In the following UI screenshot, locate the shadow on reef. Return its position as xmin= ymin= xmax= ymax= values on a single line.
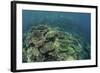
xmin=22 ymin=25 xmax=90 ymax=63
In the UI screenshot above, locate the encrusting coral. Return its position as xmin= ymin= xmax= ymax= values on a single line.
xmin=22 ymin=25 xmax=90 ymax=63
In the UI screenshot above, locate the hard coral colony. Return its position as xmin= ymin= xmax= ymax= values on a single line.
xmin=22 ymin=25 xmax=90 ymax=63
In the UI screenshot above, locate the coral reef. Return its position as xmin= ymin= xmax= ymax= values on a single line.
xmin=22 ymin=25 xmax=90 ymax=63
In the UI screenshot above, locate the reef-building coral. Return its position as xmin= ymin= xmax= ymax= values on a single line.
xmin=22 ymin=25 xmax=90 ymax=63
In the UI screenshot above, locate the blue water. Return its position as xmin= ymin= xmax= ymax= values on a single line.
xmin=22 ymin=10 xmax=91 ymax=42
